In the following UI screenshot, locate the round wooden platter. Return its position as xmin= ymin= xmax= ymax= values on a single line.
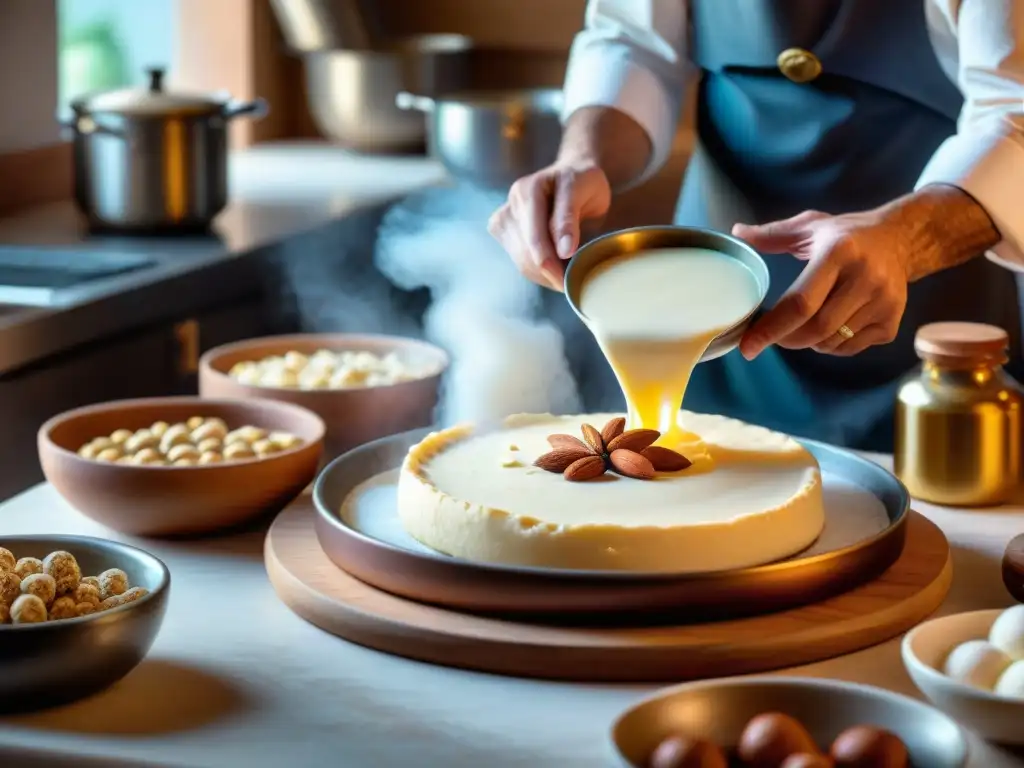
xmin=265 ymin=497 xmax=952 ymax=683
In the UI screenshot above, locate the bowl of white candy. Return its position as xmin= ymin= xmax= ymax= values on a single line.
xmin=199 ymin=333 xmax=448 ymax=461
xmin=902 ymin=605 xmax=1024 ymax=744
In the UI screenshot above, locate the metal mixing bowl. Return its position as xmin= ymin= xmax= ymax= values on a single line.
xmin=611 ymin=676 xmax=968 ymax=767
xmin=303 ymin=35 xmax=472 ymax=153
xmin=564 ymin=226 xmax=770 ymax=362
xmin=395 ymin=88 xmax=564 ymax=188
xmin=0 ymin=534 xmax=170 ymax=712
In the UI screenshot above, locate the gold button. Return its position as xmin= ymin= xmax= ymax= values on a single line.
xmin=777 ymin=47 xmax=822 ymax=84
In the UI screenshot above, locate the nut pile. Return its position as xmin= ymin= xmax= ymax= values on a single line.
xmin=77 ymin=416 xmax=303 ymax=466
xmin=0 ymin=547 xmax=148 ymax=626
xmin=648 ymin=712 xmax=908 ymax=768
xmin=228 ymin=349 xmax=428 ymax=390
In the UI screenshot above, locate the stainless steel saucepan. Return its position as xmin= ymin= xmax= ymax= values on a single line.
xmin=396 ymin=89 xmax=564 ymax=189
xmin=60 ymin=67 xmax=268 ymax=233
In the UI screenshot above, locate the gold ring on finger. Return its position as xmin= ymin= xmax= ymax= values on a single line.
xmin=837 ymin=324 xmax=855 ymax=340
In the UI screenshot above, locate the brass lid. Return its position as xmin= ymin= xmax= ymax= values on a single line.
xmin=777 ymin=48 xmax=822 ymax=84
xmin=914 ymin=321 xmax=1009 ymax=363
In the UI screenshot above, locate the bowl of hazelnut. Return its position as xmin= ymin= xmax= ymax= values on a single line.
xmin=611 ymin=676 xmax=967 ymax=768
xmin=0 ymin=535 xmax=169 ymax=712
xmin=38 ymin=396 xmax=324 ymax=536
xmin=198 ymin=334 xmax=448 ymax=461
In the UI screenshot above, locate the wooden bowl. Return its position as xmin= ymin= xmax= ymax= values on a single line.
xmin=38 ymin=397 xmax=325 ymax=537
xmin=0 ymin=534 xmax=170 ymax=712
xmin=198 ymin=334 xmax=448 ymax=461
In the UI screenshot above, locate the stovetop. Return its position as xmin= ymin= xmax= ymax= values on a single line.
xmin=0 ymin=247 xmax=156 ymax=305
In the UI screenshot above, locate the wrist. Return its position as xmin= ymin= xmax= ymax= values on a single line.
xmin=887 ymin=184 xmax=1001 ymax=282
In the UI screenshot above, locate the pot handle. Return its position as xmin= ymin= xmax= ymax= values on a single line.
xmin=223 ymin=98 xmax=269 ymax=121
xmin=395 ymin=92 xmax=435 ymax=112
xmin=54 ymin=110 xmax=125 ymax=139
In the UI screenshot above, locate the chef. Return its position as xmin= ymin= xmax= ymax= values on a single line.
xmin=488 ymin=0 xmax=1024 ymax=451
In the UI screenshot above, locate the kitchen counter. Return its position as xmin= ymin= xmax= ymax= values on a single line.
xmin=0 ymin=142 xmax=447 ymax=375
xmin=0 ymin=460 xmax=1022 ymax=768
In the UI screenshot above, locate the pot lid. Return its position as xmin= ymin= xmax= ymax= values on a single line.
xmin=74 ymin=67 xmax=227 ymax=116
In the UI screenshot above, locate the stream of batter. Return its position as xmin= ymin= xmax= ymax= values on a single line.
xmin=578 ymin=247 xmax=762 ymax=456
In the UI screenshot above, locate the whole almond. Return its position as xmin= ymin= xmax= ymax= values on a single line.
xmin=533 ymin=447 xmax=593 ymax=473
xmin=609 ymin=449 xmax=655 ymax=480
xmin=564 ymin=455 xmax=607 ymax=482
xmin=581 ymin=423 xmax=605 ymax=454
xmin=606 ymin=429 xmax=660 ymax=454
xmin=600 ymin=417 xmax=626 ymax=445
xmin=641 ymin=446 xmax=692 ymax=472
xmin=547 ymin=434 xmax=593 ymax=453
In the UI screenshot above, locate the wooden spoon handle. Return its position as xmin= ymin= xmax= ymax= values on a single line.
xmin=1002 ymin=533 xmax=1024 ymax=604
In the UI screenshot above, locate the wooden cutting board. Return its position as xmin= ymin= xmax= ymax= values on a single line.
xmin=264 ymin=498 xmax=952 ymax=682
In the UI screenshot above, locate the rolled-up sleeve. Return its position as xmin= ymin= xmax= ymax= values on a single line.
xmin=916 ymin=0 xmax=1024 ymax=270
xmin=561 ymin=0 xmax=691 ymax=185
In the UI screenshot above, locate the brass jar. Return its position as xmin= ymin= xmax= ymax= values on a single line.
xmin=895 ymin=322 xmax=1023 ymax=506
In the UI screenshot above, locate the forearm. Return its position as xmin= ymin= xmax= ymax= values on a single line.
xmin=557 ymin=107 xmax=654 ymax=191
xmin=889 ymin=184 xmax=1000 ymax=283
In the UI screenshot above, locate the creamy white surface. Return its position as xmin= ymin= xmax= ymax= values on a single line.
xmin=422 ymin=415 xmax=815 ymax=528
xmin=1 ymin=469 xmax=1023 ymax=767
xmin=344 ymin=467 xmax=887 ymax=557
xmin=578 ymin=248 xmax=760 ymax=340
xmin=577 ymin=248 xmax=760 ymax=444
xmin=398 ymin=412 xmax=825 ymax=572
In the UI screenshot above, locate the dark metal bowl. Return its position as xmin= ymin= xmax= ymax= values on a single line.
xmin=611 ymin=676 xmax=968 ymax=767
xmin=564 ymin=225 xmax=770 ymax=362
xmin=0 ymin=534 xmax=170 ymax=713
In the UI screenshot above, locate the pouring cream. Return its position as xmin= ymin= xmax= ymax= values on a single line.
xmin=578 ymin=247 xmax=762 ymax=454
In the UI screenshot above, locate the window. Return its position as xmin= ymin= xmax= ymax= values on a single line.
xmin=57 ymin=0 xmax=177 ymax=109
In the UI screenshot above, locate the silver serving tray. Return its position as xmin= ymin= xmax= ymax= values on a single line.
xmin=312 ymin=428 xmax=909 ymax=617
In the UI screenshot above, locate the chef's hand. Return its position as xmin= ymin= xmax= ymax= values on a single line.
xmin=488 ymin=162 xmax=612 ymax=291
xmin=732 ymin=185 xmax=1001 ymax=359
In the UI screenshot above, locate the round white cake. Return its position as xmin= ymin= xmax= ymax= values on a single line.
xmin=397 ymin=411 xmax=825 ymax=572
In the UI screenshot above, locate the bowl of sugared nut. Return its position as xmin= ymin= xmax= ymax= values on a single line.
xmin=611 ymin=676 xmax=967 ymax=768
xmin=199 ymin=334 xmax=448 ymax=461
xmin=0 ymin=535 xmax=169 ymax=712
xmin=902 ymin=606 xmax=1024 ymax=745
xmin=38 ymin=396 xmax=324 ymax=536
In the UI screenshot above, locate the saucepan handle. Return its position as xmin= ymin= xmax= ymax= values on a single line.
xmin=223 ymin=98 xmax=269 ymax=121
xmin=395 ymin=92 xmax=436 ymax=112
xmin=54 ymin=110 xmax=125 ymax=139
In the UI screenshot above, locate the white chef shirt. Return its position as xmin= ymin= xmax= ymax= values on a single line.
xmin=561 ymin=0 xmax=1024 ymax=268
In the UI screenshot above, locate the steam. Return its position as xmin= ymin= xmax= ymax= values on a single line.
xmin=374 ymin=184 xmax=582 ymax=426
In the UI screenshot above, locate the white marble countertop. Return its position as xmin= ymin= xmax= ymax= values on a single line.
xmin=0 ymin=458 xmax=1022 ymax=768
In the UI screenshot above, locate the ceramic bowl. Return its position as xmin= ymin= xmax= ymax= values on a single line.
xmin=611 ymin=676 xmax=967 ymax=768
xmin=902 ymin=608 xmax=1024 ymax=744
xmin=0 ymin=534 xmax=170 ymax=712
xmin=198 ymin=333 xmax=448 ymax=461
xmin=38 ymin=396 xmax=324 ymax=536
xmin=564 ymin=226 xmax=770 ymax=363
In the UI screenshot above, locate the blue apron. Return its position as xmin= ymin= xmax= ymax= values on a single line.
xmin=676 ymin=0 xmax=1023 ymax=452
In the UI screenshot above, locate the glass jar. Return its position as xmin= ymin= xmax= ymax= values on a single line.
xmin=895 ymin=322 xmax=1023 ymax=506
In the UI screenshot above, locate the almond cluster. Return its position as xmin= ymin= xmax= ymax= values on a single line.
xmin=533 ymin=417 xmax=691 ymax=482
